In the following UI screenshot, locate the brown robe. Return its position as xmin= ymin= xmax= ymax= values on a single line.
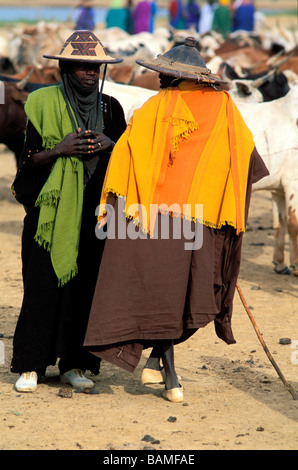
xmin=84 ymin=148 xmax=269 ymax=372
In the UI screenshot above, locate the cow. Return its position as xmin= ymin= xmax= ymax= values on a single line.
xmin=0 ymin=64 xmax=60 ymax=93
xmin=0 ymin=80 xmax=28 ymax=166
xmin=4 ymin=22 xmax=71 ymax=70
xmin=0 ymin=64 xmax=62 ymax=166
xmin=238 ymin=82 xmax=298 ymax=275
xmin=0 ymin=57 xmax=17 ymax=75
xmin=101 ymin=80 xmax=157 ymax=122
xmin=0 ymin=64 xmax=60 ymax=84
xmin=278 ymin=56 xmax=298 ymax=76
xmin=219 ymin=62 xmax=291 ymax=102
xmin=227 ymin=78 xmax=263 ymax=103
xmin=213 ymin=45 xmax=271 ymax=71
xmin=107 ymin=64 xmax=160 ymax=90
xmin=102 ymin=27 xmax=174 ymax=60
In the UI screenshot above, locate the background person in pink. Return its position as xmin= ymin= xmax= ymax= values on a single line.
xmin=132 ymin=0 xmax=152 ymax=33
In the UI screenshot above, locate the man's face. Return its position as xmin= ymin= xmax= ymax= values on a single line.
xmin=72 ymin=62 xmax=100 ymax=87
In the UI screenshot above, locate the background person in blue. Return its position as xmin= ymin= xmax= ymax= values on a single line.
xmin=232 ymin=0 xmax=255 ymax=32
xmin=184 ymin=0 xmax=201 ymax=31
xmin=149 ymin=0 xmax=157 ymax=32
xmin=74 ymin=0 xmax=95 ymax=31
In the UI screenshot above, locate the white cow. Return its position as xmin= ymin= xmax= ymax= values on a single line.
xmin=228 ymin=79 xmax=264 ymax=103
xmin=238 ymin=82 xmax=298 ymax=275
xmin=101 ymin=80 xmax=157 ymax=122
xmin=228 ymin=69 xmax=298 ymax=105
xmin=100 ymin=27 xmax=173 ymax=69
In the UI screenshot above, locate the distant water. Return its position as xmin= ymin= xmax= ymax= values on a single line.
xmin=0 ymin=5 xmax=292 ymax=24
xmin=0 ymin=6 xmax=105 ymax=23
xmin=0 ymin=6 xmax=168 ymax=23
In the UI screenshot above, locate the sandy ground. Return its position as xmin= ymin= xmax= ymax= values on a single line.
xmin=0 ymin=145 xmax=297 ymax=452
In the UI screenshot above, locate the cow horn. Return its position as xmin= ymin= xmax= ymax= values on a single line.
xmin=252 ymin=69 xmax=276 ymax=88
xmin=220 ymin=63 xmax=233 ymax=82
xmin=234 ymin=65 xmax=246 ymax=77
xmin=266 ymin=49 xmax=285 ymax=66
xmin=16 ymin=68 xmax=34 ymax=90
xmin=270 ymin=52 xmax=295 ymax=71
xmin=220 ymin=64 xmax=229 ymax=81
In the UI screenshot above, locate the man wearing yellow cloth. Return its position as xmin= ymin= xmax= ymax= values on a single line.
xmin=84 ymin=38 xmax=269 ymax=403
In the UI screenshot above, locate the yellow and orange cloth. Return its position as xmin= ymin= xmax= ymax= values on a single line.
xmin=99 ymin=82 xmax=255 ymax=235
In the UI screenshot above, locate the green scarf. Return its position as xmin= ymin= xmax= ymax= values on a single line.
xmin=59 ymin=61 xmax=103 ymax=133
xmin=25 ymin=85 xmax=84 ymax=287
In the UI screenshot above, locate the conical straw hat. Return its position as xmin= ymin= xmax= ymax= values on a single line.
xmin=43 ymin=31 xmax=122 ymax=64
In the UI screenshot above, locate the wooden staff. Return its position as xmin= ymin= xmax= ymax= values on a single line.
xmin=236 ymin=282 xmax=298 ymax=400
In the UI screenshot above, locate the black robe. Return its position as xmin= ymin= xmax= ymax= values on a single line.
xmin=11 ymin=94 xmax=126 ymax=376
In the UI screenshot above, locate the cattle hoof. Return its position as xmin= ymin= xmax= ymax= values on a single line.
xmin=273 ymin=266 xmax=292 ymax=275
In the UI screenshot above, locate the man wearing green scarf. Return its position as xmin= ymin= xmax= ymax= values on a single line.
xmin=11 ymin=31 xmax=127 ymax=393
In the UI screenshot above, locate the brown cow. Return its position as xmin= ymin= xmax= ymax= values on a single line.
xmin=132 ymin=70 xmax=160 ymax=90
xmin=107 ymin=64 xmax=134 ymax=85
xmin=0 ymin=64 xmax=60 ymax=85
xmin=0 ymin=81 xmax=28 ymax=165
xmin=278 ymin=57 xmax=298 ymax=75
xmin=108 ymin=64 xmax=160 ymax=91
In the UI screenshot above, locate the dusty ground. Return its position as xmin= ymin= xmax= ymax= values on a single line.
xmin=0 ymin=145 xmax=297 ymax=451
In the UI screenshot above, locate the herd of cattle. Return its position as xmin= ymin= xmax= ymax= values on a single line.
xmin=0 ymin=19 xmax=298 ymax=276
